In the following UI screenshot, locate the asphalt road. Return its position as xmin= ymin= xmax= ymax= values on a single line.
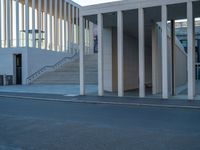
xmin=0 ymin=95 xmax=200 ymax=150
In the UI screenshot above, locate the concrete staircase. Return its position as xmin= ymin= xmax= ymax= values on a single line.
xmin=32 ymin=54 xmax=98 ymax=84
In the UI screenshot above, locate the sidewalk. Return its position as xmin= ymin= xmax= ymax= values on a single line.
xmin=0 ymin=84 xmax=97 ymax=95
xmin=0 ymin=91 xmax=200 ymax=110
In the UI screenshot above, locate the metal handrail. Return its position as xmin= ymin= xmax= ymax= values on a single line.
xmin=27 ymin=51 xmax=79 ymax=84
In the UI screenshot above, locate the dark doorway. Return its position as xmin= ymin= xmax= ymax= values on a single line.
xmin=16 ymin=54 xmax=22 ymax=85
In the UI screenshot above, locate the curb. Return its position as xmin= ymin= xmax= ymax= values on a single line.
xmin=0 ymin=94 xmax=200 ymax=110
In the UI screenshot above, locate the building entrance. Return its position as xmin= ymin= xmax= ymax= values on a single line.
xmin=15 ymin=54 xmax=22 ymax=85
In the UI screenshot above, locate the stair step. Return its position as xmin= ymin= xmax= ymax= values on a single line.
xmin=32 ymin=54 xmax=98 ymax=84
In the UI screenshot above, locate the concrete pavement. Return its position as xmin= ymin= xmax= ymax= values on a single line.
xmin=0 ymin=95 xmax=200 ymax=150
xmin=0 ymin=84 xmax=97 ymax=95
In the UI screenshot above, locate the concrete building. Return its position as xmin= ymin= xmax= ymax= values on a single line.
xmin=79 ymin=0 xmax=200 ymax=100
xmin=0 ymin=0 xmax=200 ymax=100
xmin=0 ymin=0 xmax=95 ymax=85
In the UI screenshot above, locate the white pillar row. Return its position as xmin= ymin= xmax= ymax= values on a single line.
xmin=98 ymin=13 xmax=104 ymax=96
xmin=138 ymin=8 xmax=145 ymax=98
xmin=0 ymin=0 xmax=1 ymax=48
xmin=44 ymin=0 xmax=48 ymax=50
xmin=152 ymin=23 xmax=157 ymax=95
xmin=6 ymin=0 xmax=10 ymax=47
xmin=76 ymin=7 xmax=79 ymax=52
xmin=64 ymin=2 xmax=67 ymax=52
xmin=49 ymin=0 xmax=52 ymax=50
xmin=68 ymin=3 xmax=71 ymax=53
xmin=32 ymin=0 xmax=36 ymax=47
xmin=161 ymin=5 xmax=169 ymax=99
xmin=187 ymin=1 xmax=195 ymax=100
xmin=38 ymin=0 xmax=42 ymax=49
xmin=117 ymin=10 xmax=124 ymax=97
xmin=80 ymin=15 xmax=85 ymax=95
xmin=59 ymin=0 xmax=63 ymax=51
xmin=25 ymin=0 xmax=29 ymax=48
xmin=16 ymin=0 xmax=19 ymax=48
xmin=72 ymin=5 xmax=75 ymax=53
xmin=54 ymin=0 xmax=58 ymax=51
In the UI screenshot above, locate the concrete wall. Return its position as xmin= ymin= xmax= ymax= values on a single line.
xmin=153 ymin=26 xmax=162 ymax=93
xmin=123 ymin=34 xmax=139 ymax=91
xmin=27 ymin=48 xmax=68 ymax=76
xmin=103 ymin=28 xmax=113 ymax=91
xmin=174 ymin=41 xmax=187 ymax=87
xmin=0 ymin=48 xmax=70 ymax=84
xmin=0 ymin=48 xmax=28 ymax=84
xmin=153 ymin=24 xmax=187 ymax=94
xmin=103 ymin=28 xmax=152 ymax=92
xmin=103 ymin=24 xmax=186 ymax=94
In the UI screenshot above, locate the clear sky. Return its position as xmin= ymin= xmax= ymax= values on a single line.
xmin=72 ymin=0 xmax=122 ymax=6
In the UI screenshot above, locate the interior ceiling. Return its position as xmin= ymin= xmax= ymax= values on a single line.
xmin=86 ymin=1 xmax=200 ymax=47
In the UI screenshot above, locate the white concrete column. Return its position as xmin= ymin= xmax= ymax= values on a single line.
xmin=152 ymin=23 xmax=157 ymax=95
xmin=49 ymin=0 xmax=52 ymax=50
xmin=187 ymin=1 xmax=195 ymax=100
xmin=161 ymin=5 xmax=168 ymax=99
xmin=21 ymin=2 xmax=24 ymax=46
xmin=98 ymin=13 xmax=104 ymax=96
xmin=68 ymin=3 xmax=71 ymax=53
xmin=44 ymin=0 xmax=48 ymax=50
xmin=64 ymin=2 xmax=67 ymax=52
xmin=0 ymin=0 xmax=1 ymax=48
xmin=138 ymin=8 xmax=145 ymax=97
xmin=117 ymin=11 xmax=124 ymax=97
xmin=54 ymin=0 xmax=58 ymax=51
xmin=22 ymin=2 xmax=24 ymax=31
xmin=3 ymin=0 xmax=6 ymax=47
xmin=72 ymin=6 xmax=75 ymax=53
xmin=25 ymin=0 xmax=29 ymax=48
xmin=59 ymin=0 xmax=62 ymax=51
xmin=38 ymin=0 xmax=42 ymax=49
xmin=16 ymin=0 xmax=19 ymax=48
xmin=10 ymin=0 xmax=13 ymax=45
xmin=80 ymin=15 xmax=85 ymax=95
xmin=32 ymin=0 xmax=35 ymax=47
xmin=76 ymin=7 xmax=79 ymax=51
xmin=6 ymin=0 xmax=10 ymax=47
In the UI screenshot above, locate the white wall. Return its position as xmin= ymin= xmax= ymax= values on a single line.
xmin=103 ymin=23 xmax=186 ymax=94
xmin=153 ymin=24 xmax=187 ymax=94
xmin=27 ymin=48 xmax=69 ymax=76
xmin=175 ymin=42 xmax=187 ymax=87
xmin=123 ymin=34 xmax=152 ymax=91
xmin=0 ymin=48 xmax=71 ymax=84
xmin=123 ymin=34 xmax=139 ymax=90
xmin=103 ymin=28 xmax=152 ymax=92
xmin=0 ymin=47 xmax=28 ymax=84
xmin=103 ymin=28 xmax=113 ymax=91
